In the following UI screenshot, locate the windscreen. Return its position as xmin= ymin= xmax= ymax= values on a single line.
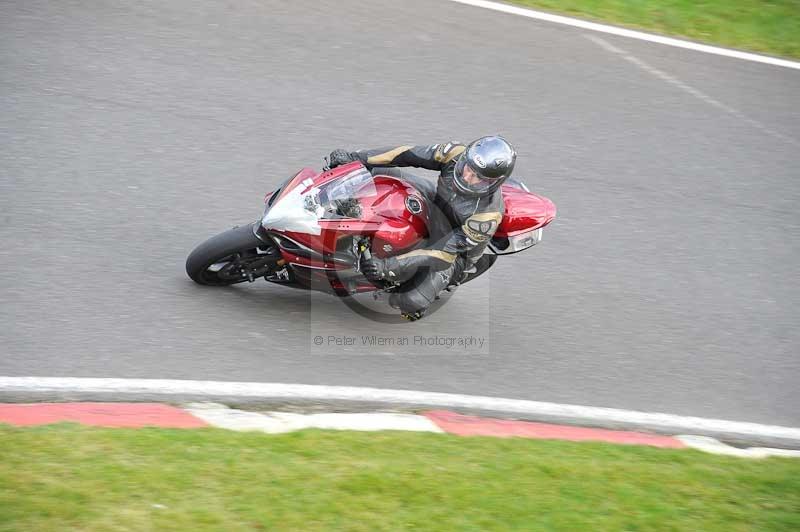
xmin=314 ymin=167 xmax=377 ymax=219
xmin=262 ymin=166 xmax=377 ymax=235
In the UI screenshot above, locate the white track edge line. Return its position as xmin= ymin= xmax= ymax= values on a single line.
xmin=444 ymin=0 xmax=800 ymax=70
xmin=2 ymin=377 xmax=799 ymax=443
xmin=677 ymin=435 xmax=800 ymax=458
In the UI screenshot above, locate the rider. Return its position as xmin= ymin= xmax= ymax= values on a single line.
xmin=328 ymin=136 xmax=516 ymax=320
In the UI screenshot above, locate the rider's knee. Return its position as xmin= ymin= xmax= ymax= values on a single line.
xmin=389 ymin=268 xmax=452 ymax=314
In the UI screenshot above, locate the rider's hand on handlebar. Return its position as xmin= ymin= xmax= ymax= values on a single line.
xmin=361 ymin=256 xmax=396 ymax=282
xmin=328 ymin=149 xmax=358 ymax=168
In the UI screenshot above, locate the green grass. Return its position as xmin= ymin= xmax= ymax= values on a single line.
xmin=507 ymin=0 xmax=800 ymax=59
xmin=1 ymin=425 xmax=799 ymax=531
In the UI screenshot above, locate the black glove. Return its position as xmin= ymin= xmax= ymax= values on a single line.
xmin=328 ymin=149 xmax=358 ymax=168
xmin=361 ymin=256 xmax=398 ymax=282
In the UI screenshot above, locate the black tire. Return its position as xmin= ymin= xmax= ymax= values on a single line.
xmin=460 ymin=254 xmax=497 ymax=284
xmin=186 ymin=222 xmax=279 ymax=286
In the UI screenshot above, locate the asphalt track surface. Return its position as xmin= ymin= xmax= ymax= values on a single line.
xmin=2 ymin=0 xmax=799 ymax=426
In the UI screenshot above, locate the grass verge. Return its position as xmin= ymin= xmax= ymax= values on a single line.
xmin=505 ymin=0 xmax=800 ymax=59
xmin=1 ymin=424 xmax=799 ymax=531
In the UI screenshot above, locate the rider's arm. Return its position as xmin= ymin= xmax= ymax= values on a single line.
xmin=353 ymin=142 xmax=465 ymax=171
xmin=382 ymin=208 xmax=503 ymax=281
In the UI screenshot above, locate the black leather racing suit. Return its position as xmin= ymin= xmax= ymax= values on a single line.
xmin=349 ymin=142 xmax=505 ymax=314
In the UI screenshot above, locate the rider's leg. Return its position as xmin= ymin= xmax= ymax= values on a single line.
xmin=369 ymin=168 xmax=462 ymax=319
xmin=387 ymin=257 xmax=466 ymax=319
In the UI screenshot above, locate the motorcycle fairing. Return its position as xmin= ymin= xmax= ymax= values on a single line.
xmin=262 ymin=162 xmax=430 ymax=260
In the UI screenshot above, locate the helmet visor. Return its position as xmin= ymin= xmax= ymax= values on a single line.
xmin=454 ymin=156 xmax=502 ymax=195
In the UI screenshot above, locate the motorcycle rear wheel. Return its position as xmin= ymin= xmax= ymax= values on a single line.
xmin=186 ymin=222 xmax=280 ymax=286
xmin=460 ymin=254 xmax=497 ymax=284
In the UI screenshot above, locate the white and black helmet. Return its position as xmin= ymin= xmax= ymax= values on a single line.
xmin=453 ymin=136 xmax=517 ymax=196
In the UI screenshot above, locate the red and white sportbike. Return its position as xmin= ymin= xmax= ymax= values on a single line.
xmin=186 ymin=162 xmax=556 ymax=298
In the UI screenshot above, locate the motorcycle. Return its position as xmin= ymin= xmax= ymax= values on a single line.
xmin=186 ymin=161 xmax=556 ymax=301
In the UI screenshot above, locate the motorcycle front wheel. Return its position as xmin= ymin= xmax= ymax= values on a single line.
xmin=186 ymin=222 xmax=281 ymax=286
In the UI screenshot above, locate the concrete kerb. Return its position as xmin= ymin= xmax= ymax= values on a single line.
xmin=2 ymin=377 xmax=800 ymax=449
xmin=3 ymin=400 xmax=799 ymax=458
